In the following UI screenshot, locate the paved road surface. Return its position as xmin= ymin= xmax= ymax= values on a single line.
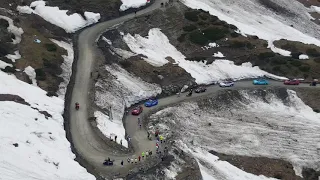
xmin=69 ymin=1 xmax=320 ymax=178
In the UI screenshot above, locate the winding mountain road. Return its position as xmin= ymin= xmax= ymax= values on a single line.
xmin=68 ymin=1 xmax=320 ymax=178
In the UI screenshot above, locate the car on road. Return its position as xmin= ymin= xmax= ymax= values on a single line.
xmin=253 ymin=79 xmax=269 ymax=85
xmin=284 ymin=79 xmax=300 ymax=85
xmin=219 ymin=81 xmax=234 ymax=87
xmin=144 ymin=97 xmax=158 ymax=107
xmin=195 ymin=86 xmax=207 ymax=93
xmin=132 ymin=106 xmax=143 ymax=115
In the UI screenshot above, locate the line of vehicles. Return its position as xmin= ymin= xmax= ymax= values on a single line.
xmin=129 ymin=78 xmax=317 ymax=115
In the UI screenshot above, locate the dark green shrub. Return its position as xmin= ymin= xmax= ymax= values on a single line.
xmin=314 ymin=109 xmax=320 ymax=113
xmin=314 ymin=57 xmax=320 ymax=63
xmin=184 ymin=11 xmax=200 ymax=22
xmin=229 ymin=24 xmax=238 ymax=30
xmin=258 ymin=52 xmax=275 ymax=59
xmin=189 ymin=31 xmax=208 ymax=45
xmin=43 ymin=58 xmax=60 ymax=71
xmin=230 ymin=41 xmax=253 ymax=49
xmin=177 ymin=34 xmax=186 ymax=42
xmin=2 ymin=66 xmax=15 ymax=73
xmin=45 ymin=43 xmax=57 ymax=52
xmin=186 ymin=56 xmax=206 ymax=62
xmin=306 ymin=48 xmax=320 ymax=57
xmin=35 ymin=68 xmax=46 ymax=81
xmin=270 ymin=58 xmax=287 ymax=65
xmin=290 ymin=60 xmax=302 ymax=67
xmin=291 ymin=52 xmax=302 ymax=59
xmin=202 ymin=27 xmax=227 ymax=41
xmin=299 ymin=65 xmax=310 ymax=72
xmin=252 ymin=35 xmax=259 ymax=39
xmin=197 ymin=21 xmax=207 ymax=26
xmin=272 ymin=66 xmax=282 ymax=73
xmin=183 ymin=25 xmax=197 ymax=32
xmin=210 ymin=16 xmax=219 ymax=22
xmin=199 ymin=13 xmax=209 ymax=20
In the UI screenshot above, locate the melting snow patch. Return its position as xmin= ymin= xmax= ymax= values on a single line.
xmin=268 ymin=41 xmax=291 ymax=57
xmin=17 ymin=1 xmax=100 ymax=33
xmin=5 ymin=51 xmax=21 ymax=63
xmin=50 ymin=39 xmax=74 ymax=99
xmin=299 ymin=54 xmax=309 ymax=60
xmin=120 ymin=0 xmax=150 ymax=11
xmin=208 ymin=42 xmax=218 ymax=47
xmin=123 ymin=28 xmax=287 ymax=84
xmin=24 ymin=66 xmax=37 ymax=86
xmin=0 ymin=60 xmax=13 ymax=69
xmin=213 ymin=51 xmax=225 ymax=58
xmin=0 ymin=15 xmax=24 ymax=44
xmin=102 ymin=36 xmax=112 ymax=45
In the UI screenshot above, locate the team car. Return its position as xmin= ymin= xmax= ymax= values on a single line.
xmin=131 ymin=106 xmax=143 ymax=115
xmin=195 ymin=86 xmax=207 ymax=93
xmin=284 ymin=79 xmax=300 ymax=85
xmin=144 ymin=97 xmax=158 ymax=107
xmin=253 ymin=79 xmax=269 ymax=85
xmin=218 ymin=81 xmax=234 ymax=87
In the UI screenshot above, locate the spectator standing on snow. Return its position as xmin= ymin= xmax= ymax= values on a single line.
xmin=115 ymin=135 xmax=117 ymax=142
xmin=160 ymin=135 xmax=164 ymax=143
xmin=131 ymin=158 xmax=134 ymax=163
xmin=145 ymin=151 xmax=149 ymax=157
xmin=121 ymin=160 xmax=124 ymax=166
xmin=138 ymin=156 xmax=141 ymax=161
xmin=142 ymin=151 xmax=145 ymax=158
xmin=120 ymin=139 xmax=122 ymax=145
xmin=135 ymin=158 xmax=138 ymax=164
xmin=127 ymin=158 xmax=130 ymax=163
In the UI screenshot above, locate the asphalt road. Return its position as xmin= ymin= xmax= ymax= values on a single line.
xmin=68 ymin=1 xmax=320 ymax=178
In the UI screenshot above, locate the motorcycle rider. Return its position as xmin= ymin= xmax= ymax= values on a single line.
xmin=75 ymin=102 xmax=80 ymax=109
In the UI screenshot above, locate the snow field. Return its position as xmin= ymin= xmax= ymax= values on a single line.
xmin=50 ymin=39 xmax=74 ymax=99
xmin=148 ymin=89 xmax=320 ymax=179
xmin=94 ymin=64 xmax=161 ymax=147
xmin=0 ymin=71 xmax=94 ymax=179
xmin=122 ymin=28 xmax=287 ymax=84
xmin=120 ymin=0 xmax=150 ymax=11
xmin=17 ymin=1 xmax=100 ymax=33
xmin=180 ymin=0 xmax=320 ymax=48
xmin=5 ymin=51 xmax=21 ymax=63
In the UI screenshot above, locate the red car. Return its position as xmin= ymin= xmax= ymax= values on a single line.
xmin=131 ymin=106 xmax=143 ymax=115
xmin=284 ymin=79 xmax=300 ymax=85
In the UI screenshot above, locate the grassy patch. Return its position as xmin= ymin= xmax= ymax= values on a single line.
xmin=314 ymin=57 xmax=320 ymax=63
xmin=290 ymin=60 xmax=302 ymax=67
xmin=189 ymin=31 xmax=208 ymax=45
xmin=177 ymin=33 xmax=187 ymax=42
xmin=229 ymin=41 xmax=253 ymax=49
xmin=184 ymin=11 xmax=200 ymax=22
xmin=258 ymin=52 xmax=275 ymax=59
xmin=306 ymin=48 xmax=320 ymax=57
xmin=299 ymin=65 xmax=311 ymax=72
xmin=35 ymin=68 xmax=46 ymax=81
xmin=183 ymin=25 xmax=197 ymax=32
xmin=44 ymin=43 xmax=57 ymax=52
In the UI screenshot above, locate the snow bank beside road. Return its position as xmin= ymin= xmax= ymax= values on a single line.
xmin=50 ymin=39 xmax=74 ymax=99
xmin=95 ymin=64 xmax=161 ymax=147
xmin=0 ymin=71 xmax=94 ymax=179
xmin=120 ymin=0 xmax=150 ymax=11
xmin=123 ymin=28 xmax=287 ymax=84
xmin=17 ymin=1 xmax=100 ymax=33
xmin=149 ymin=89 xmax=320 ymax=178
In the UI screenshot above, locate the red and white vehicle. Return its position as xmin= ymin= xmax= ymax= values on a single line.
xmin=284 ymin=79 xmax=300 ymax=85
xmin=131 ymin=106 xmax=143 ymax=115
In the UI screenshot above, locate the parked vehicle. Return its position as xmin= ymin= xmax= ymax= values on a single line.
xmin=195 ymin=86 xmax=207 ymax=93
xmin=219 ymin=81 xmax=234 ymax=87
xmin=253 ymin=79 xmax=269 ymax=85
xmin=284 ymin=79 xmax=300 ymax=85
xmin=131 ymin=106 xmax=143 ymax=115
xmin=144 ymin=97 xmax=158 ymax=107
xmin=310 ymin=81 xmax=317 ymax=86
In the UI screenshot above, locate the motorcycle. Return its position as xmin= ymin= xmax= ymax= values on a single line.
xmin=103 ymin=159 xmax=114 ymax=166
xmin=75 ymin=102 xmax=80 ymax=110
xmin=310 ymin=82 xmax=317 ymax=86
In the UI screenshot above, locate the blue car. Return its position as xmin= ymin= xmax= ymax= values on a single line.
xmin=144 ymin=98 xmax=158 ymax=107
xmin=253 ymin=79 xmax=269 ymax=85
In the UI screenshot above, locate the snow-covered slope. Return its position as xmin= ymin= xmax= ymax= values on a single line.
xmin=180 ymin=0 xmax=320 ymax=47
xmin=0 ymin=71 xmax=94 ymax=180
xmin=123 ymin=28 xmax=287 ymax=84
xmin=120 ymin=0 xmax=150 ymax=11
xmin=148 ymin=89 xmax=320 ymax=179
xmin=17 ymin=1 xmax=100 ymax=33
xmin=94 ymin=64 xmax=161 ymax=147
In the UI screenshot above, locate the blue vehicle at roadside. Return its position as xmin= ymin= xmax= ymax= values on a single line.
xmin=144 ymin=97 xmax=158 ymax=107
xmin=253 ymin=79 xmax=269 ymax=85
